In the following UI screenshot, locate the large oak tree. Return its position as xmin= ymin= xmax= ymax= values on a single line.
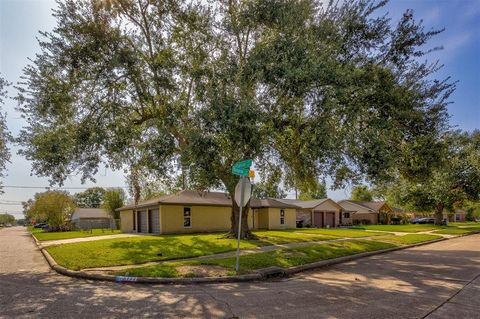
xmin=17 ymin=0 xmax=454 ymax=238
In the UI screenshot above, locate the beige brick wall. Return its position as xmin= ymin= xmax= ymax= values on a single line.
xmin=160 ymin=204 xmax=231 ymax=234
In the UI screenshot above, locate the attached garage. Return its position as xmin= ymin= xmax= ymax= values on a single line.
xmin=139 ymin=210 xmax=148 ymax=233
xmin=325 ymin=212 xmax=335 ymax=227
xmin=150 ymin=209 xmax=160 ymax=233
xmin=277 ymin=198 xmax=342 ymax=228
xmin=313 ymin=212 xmax=323 ymax=228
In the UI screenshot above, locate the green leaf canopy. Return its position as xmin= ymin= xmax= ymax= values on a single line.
xmin=17 ymin=0 xmax=455 ymax=236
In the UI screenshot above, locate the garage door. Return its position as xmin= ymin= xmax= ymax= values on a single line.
xmin=150 ymin=209 xmax=160 ymax=234
xmin=313 ymin=212 xmax=324 ymax=228
xmin=325 ymin=212 xmax=335 ymax=228
xmin=139 ymin=210 xmax=148 ymax=233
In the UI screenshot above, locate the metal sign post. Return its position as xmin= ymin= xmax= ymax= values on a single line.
xmin=235 ymin=177 xmax=246 ymax=273
xmin=232 ymin=159 xmax=253 ymax=274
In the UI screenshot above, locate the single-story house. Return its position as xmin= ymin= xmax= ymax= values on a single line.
xmin=117 ymin=190 xmax=297 ymax=234
xmin=276 ymin=198 xmax=342 ymax=228
xmin=337 ymin=200 xmax=393 ymax=225
xmin=71 ymin=208 xmax=113 ymax=229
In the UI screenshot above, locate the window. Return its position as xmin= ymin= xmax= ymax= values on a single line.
xmin=455 ymin=214 xmax=461 ymax=221
xmin=280 ymin=209 xmax=285 ymax=225
xmin=183 ymin=207 xmax=191 ymax=227
xmin=133 ymin=212 xmax=136 ymax=230
xmin=344 ymin=212 xmax=350 ymax=219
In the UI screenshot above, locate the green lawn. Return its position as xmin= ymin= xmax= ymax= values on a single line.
xmin=44 ymin=231 xmax=346 ymax=270
xmin=46 ymin=233 xmax=267 ymax=270
xmin=375 ymin=234 xmax=442 ymax=245
xmin=352 ymin=224 xmax=441 ymax=233
xmin=433 ymin=227 xmax=480 ymax=235
xmin=253 ymin=230 xmax=336 ymax=244
xmin=449 ymin=222 xmax=480 ymax=227
xmin=117 ymin=240 xmax=396 ymax=278
xmin=31 ymin=228 xmax=121 ymax=241
xmin=294 ymin=228 xmax=387 ymax=237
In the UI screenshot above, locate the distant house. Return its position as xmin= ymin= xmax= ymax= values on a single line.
xmin=276 ymin=198 xmax=343 ymax=228
xmin=337 ymin=200 xmax=393 ymax=225
xmin=443 ymin=209 xmax=466 ymax=222
xmin=117 ymin=190 xmax=297 ymax=234
xmin=71 ymin=208 xmax=113 ymax=229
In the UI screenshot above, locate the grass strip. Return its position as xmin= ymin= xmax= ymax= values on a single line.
xmin=374 ymin=234 xmax=441 ymax=245
xmin=433 ymin=227 xmax=480 ymax=235
xmin=116 ymin=240 xmax=396 ymax=278
xmin=294 ymin=228 xmax=387 ymax=237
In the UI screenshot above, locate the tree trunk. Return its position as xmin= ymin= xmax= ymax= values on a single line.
xmin=434 ymin=204 xmax=444 ymax=225
xmin=225 ymin=197 xmax=256 ymax=239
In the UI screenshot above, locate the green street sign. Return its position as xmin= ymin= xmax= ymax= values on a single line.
xmin=232 ymin=159 xmax=252 ymax=176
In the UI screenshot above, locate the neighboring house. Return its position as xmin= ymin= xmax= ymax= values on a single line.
xmin=276 ymin=198 xmax=342 ymax=228
xmin=71 ymin=208 xmax=113 ymax=229
xmin=443 ymin=209 xmax=466 ymax=222
xmin=337 ymin=200 xmax=393 ymax=225
xmin=117 ymin=190 xmax=297 ymax=234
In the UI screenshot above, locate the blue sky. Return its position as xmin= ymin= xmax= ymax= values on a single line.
xmin=0 ymin=0 xmax=479 ymax=218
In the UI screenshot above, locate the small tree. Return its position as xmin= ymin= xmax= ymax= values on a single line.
xmin=351 ymin=185 xmax=374 ymax=202
xmin=74 ymin=187 xmax=105 ymax=208
xmin=253 ymin=166 xmax=286 ymax=199
xmin=102 ymin=188 xmax=126 ymax=219
xmin=298 ymin=180 xmax=327 ymax=200
xmin=23 ymin=191 xmax=76 ymax=229
xmin=0 ymin=213 xmax=15 ymax=225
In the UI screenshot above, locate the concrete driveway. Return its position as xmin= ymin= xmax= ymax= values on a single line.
xmin=1 ymin=226 xmax=479 ymax=318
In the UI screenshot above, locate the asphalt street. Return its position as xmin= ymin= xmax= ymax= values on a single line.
xmin=1 ymin=226 xmax=479 ymax=319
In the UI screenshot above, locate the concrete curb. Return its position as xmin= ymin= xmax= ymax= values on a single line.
xmin=32 ymin=232 xmax=479 ymax=285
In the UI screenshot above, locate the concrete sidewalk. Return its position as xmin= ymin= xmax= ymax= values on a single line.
xmin=40 ymin=233 xmax=146 ymax=247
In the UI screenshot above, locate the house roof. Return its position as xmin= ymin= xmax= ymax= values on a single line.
xmin=118 ymin=190 xmax=303 ymax=211
xmin=250 ymin=198 xmax=299 ymax=209
xmin=118 ymin=190 xmax=233 ymax=211
xmin=276 ymin=198 xmax=329 ymax=209
xmin=337 ymin=200 xmax=389 ymax=213
xmin=71 ymin=208 xmax=110 ymax=220
xmin=275 ymin=198 xmax=343 ymax=211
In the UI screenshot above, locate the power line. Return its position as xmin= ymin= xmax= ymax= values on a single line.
xmin=1 ymin=185 xmax=127 ymax=190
